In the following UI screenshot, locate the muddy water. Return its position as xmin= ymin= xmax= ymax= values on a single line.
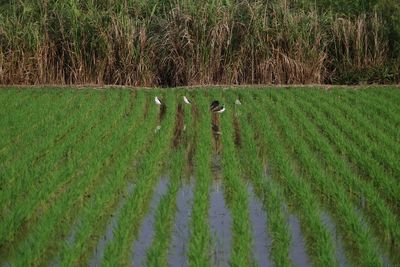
xmin=209 ymin=179 xmax=232 ymax=267
xmin=88 ymin=181 xmax=135 ymax=267
xmin=321 ymin=211 xmax=348 ymax=267
xmin=131 ymin=177 xmax=169 ymax=266
xmin=168 ymin=179 xmax=195 ymax=266
xmin=247 ymin=183 xmax=273 ymax=267
xmin=288 ymin=214 xmax=311 ymax=267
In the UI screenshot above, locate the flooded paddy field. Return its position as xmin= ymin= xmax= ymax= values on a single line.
xmin=0 ymin=87 xmax=399 ymax=266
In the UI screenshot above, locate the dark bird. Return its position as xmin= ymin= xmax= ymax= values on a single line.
xmin=210 ymin=100 xmax=220 ymax=111
xmin=214 ymin=106 xmax=225 ymax=113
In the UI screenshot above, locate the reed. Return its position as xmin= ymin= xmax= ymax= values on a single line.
xmin=0 ymin=0 xmax=398 ymax=86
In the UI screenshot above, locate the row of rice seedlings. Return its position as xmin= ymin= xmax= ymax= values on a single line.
xmin=215 ymin=91 xmax=253 ymax=266
xmin=0 ymin=92 xmax=129 ymax=253
xmin=188 ymin=93 xmax=213 ymax=266
xmin=0 ymin=91 xmax=118 ymax=237
xmin=366 ymin=88 xmax=400 ymax=108
xmin=0 ymin=89 xmax=52 ymax=134
xmin=0 ymin=89 xmax=51 ymax=125
xmin=262 ymin=90 xmax=383 ymax=266
xmin=336 ymin=89 xmax=399 ymax=146
xmin=4 ymin=91 xmax=137 ymax=266
xmin=145 ymin=148 xmax=187 ymax=266
xmin=0 ymin=91 xmax=84 ymax=169
xmin=57 ymin=92 xmax=160 ymax=266
xmin=0 ymin=90 xmax=68 ymax=149
xmin=341 ymin=89 xmax=400 ymax=155
xmin=0 ymin=90 xmax=104 ymax=217
xmin=102 ymin=91 xmax=177 ymax=266
xmin=247 ymin=91 xmax=337 ymax=267
xmin=228 ymin=91 xmax=292 ymax=267
xmin=309 ymin=90 xmax=400 ymax=178
xmin=146 ymin=91 xmax=194 ymax=265
xmin=279 ymin=90 xmax=400 ymax=262
xmin=295 ymin=90 xmax=400 ymax=208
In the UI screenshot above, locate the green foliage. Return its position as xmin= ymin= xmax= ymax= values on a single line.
xmin=0 ymin=88 xmax=399 ymax=266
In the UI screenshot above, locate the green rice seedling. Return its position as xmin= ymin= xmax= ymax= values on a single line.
xmin=146 ymin=90 xmax=195 ymax=266
xmin=145 ymin=148 xmax=187 ymax=266
xmin=188 ymin=92 xmax=212 ymax=266
xmin=335 ymin=89 xmax=399 ymax=144
xmin=57 ymin=92 xmax=163 ymax=266
xmin=208 ymin=90 xmax=253 ymax=266
xmin=279 ymin=90 xmax=400 ymax=262
xmin=0 ymin=91 xmax=115 ymax=227
xmin=1 ymin=91 xmax=134 ymax=265
xmin=102 ymin=91 xmax=177 ymax=266
xmin=0 ymin=90 xmax=52 ymax=129
xmin=260 ymin=90 xmax=383 ymax=267
xmin=0 ymin=90 xmax=69 ymax=148
xmin=245 ymin=91 xmax=337 ymax=267
xmin=309 ymin=89 xmax=400 ymax=178
xmin=296 ymin=90 xmax=400 ymax=209
xmin=0 ymin=91 xmax=101 ymax=215
xmin=226 ymin=90 xmax=292 ymax=267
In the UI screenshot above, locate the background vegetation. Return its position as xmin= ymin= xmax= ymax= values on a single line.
xmin=0 ymin=0 xmax=399 ymax=86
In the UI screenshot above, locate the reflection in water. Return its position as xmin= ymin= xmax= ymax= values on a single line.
xmin=209 ymin=179 xmax=232 ymax=267
xmin=168 ymin=180 xmax=194 ymax=266
xmin=89 ymin=182 xmax=135 ymax=267
xmin=321 ymin=211 xmax=348 ymax=267
xmin=247 ymin=183 xmax=273 ymax=267
xmin=288 ymin=214 xmax=311 ymax=267
xmin=131 ymin=177 xmax=169 ymax=266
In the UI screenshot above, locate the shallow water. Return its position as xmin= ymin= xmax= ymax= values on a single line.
xmin=247 ymin=183 xmax=273 ymax=267
xmin=168 ymin=179 xmax=195 ymax=266
xmin=321 ymin=211 xmax=348 ymax=267
xmin=288 ymin=214 xmax=311 ymax=267
xmin=88 ymin=181 xmax=135 ymax=267
xmin=209 ymin=179 xmax=232 ymax=267
xmin=131 ymin=177 xmax=169 ymax=266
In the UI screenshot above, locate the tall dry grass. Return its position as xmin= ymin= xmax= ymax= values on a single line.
xmin=0 ymin=0 xmax=398 ymax=86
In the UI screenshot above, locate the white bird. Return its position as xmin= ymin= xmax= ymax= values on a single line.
xmin=155 ymin=125 xmax=161 ymax=133
xmin=235 ymin=99 xmax=242 ymax=105
xmin=155 ymin=96 xmax=162 ymax=105
xmin=183 ymin=96 xmax=191 ymax=104
xmin=215 ymin=106 xmax=225 ymax=113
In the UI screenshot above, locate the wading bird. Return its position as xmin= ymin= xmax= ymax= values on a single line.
xmin=214 ymin=106 xmax=225 ymax=113
xmin=210 ymin=100 xmax=225 ymax=113
xmin=235 ymin=99 xmax=242 ymax=105
xmin=183 ymin=96 xmax=191 ymax=104
xmin=155 ymin=96 xmax=162 ymax=105
xmin=210 ymin=100 xmax=219 ymax=111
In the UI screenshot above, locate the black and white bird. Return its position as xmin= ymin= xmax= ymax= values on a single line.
xmin=235 ymin=99 xmax=242 ymax=105
xmin=155 ymin=96 xmax=162 ymax=105
xmin=210 ymin=100 xmax=220 ymax=112
xmin=214 ymin=106 xmax=225 ymax=113
xmin=183 ymin=96 xmax=191 ymax=104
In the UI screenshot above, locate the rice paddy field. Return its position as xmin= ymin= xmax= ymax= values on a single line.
xmin=0 ymin=87 xmax=399 ymax=267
